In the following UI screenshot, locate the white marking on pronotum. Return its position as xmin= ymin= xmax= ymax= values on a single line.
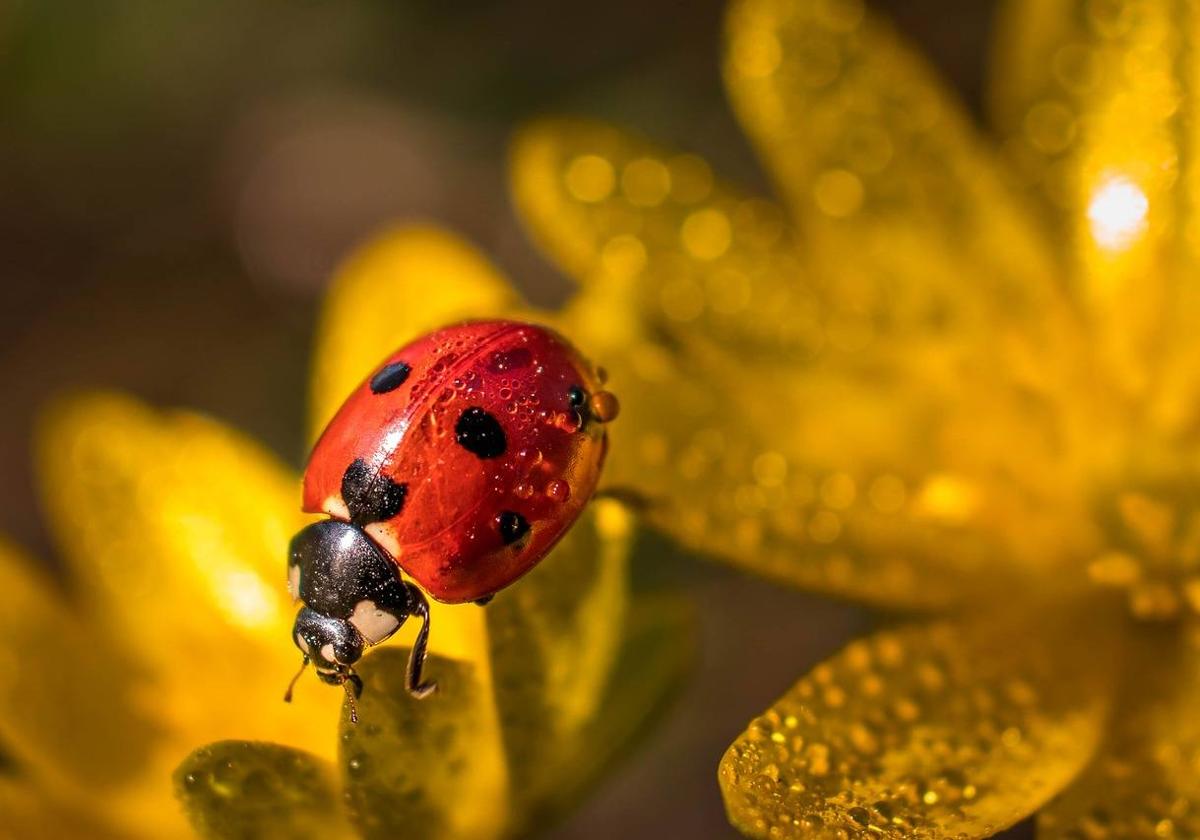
xmin=319 ymin=643 xmax=336 ymax=664
xmin=348 ymin=599 xmax=402 ymax=645
xmin=287 ymin=564 xmax=301 ymax=602
xmin=323 ymin=495 xmax=351 ymax=521
xmin=295 ymin=633 xmax=311 ymax=654
xmin=365 ymin=523 xmax=402 ymax=559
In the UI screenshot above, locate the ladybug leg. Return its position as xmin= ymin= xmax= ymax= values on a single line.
xmin=404 ymin=583 xmax=438 ymax=699
xmin=342 ymin=669 xmax=365 ymax=724
xmin=282 ymin=655 xmax=310 ymax=703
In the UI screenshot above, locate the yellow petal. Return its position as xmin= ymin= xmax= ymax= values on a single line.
xmin=533 ymin=591 xmax=694 ymax=825
xmin=562 ymin=289 xmax=1087 ymax=608
xmin=1038 ymin=626 xmax=1200 ymax=838
xmin=337 ymin=533 xmax=679 ymax=840
xmin=0 ymin=773 xmax=129 ymax=840
xmin=310 ymin=224 xmax=522 ymax=441
xmin=724 ymin=0 xmax=1069 ymax=373
xmin=36 ymin=392 xmax=340 ymax=771
xmin=339 ymin=651 xmax=509 ymax=840
xmin=487 ymin=498 xmax=632 ymax=821
xmin=992 ymin=0 xmax=1200 ymax=435
xmin=176 ymin=741 xmax=352 ymax=840
xmin=0 ymin=537 xmax=157 ymax=798
xmin=719 ymin=609 xmax=1113 ymax=838
xmin=515 ymin=120 xmax=1084 ymax=608
xmin=511 ymin=118 xmax=822 ymax=358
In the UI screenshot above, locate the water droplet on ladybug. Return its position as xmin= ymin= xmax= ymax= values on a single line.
xmin=556 ymin=411 xmax=584 ymax=433
xmin=546 ymin=480 xmax=571 ymax=503
xmin=514 ymin=482 xmax=534 ymax=499
xmin=499 ymin=386 xmax=513 ymax=400
xmin=517 ymin=447 xmax=543 ymax=466
xmin=589 ymin=390 xmax=620 ymax=423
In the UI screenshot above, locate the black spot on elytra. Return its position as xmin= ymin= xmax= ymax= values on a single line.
xmin=370 ymin=361 xmax=411 ymax=394
xmin=455 ymin=407 xmax=507 ymax=459
xmin=497 ymin=511 xmax=530 ymax=545
xmin=341 ymin=458 xmax=407 ymax=525
xmin=568 ymin=385 xmax=587 ymax=408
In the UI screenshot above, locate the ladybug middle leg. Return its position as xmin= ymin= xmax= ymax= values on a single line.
xmin=404 ymin=582 xmax=437 ymax=699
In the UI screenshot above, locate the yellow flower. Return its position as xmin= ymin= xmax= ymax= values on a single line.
xmin=0 ymin=226 xmax=689 ymax=838
xmin=501 ymin=0 xmax=1200 ymax=836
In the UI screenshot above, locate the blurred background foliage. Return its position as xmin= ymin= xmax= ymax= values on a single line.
xmin=0 ymin=2 xmax=1020 ymax=836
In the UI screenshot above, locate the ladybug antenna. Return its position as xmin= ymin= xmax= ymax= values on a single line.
xmin=342 ymin=671 xmax=364 ymax=725
xmin=283 ymin=656 xmax=309 ymax=704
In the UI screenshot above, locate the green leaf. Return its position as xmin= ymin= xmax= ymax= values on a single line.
xmin=175 ymin=741 xmax=348 ymax=840
xmin=338 ymin=651 xmax=508 ymax=840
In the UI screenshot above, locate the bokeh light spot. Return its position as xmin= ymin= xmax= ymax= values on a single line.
xmin=1087 ymin=174 xmax=1149 ymax=251
xmin=565 ymin=155 xmax=616 ymax=202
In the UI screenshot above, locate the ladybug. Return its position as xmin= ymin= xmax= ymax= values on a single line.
xmin=283 ymin=320 xmax=619 ymax=716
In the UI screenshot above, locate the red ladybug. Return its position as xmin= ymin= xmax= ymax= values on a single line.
xmin=284 ymin=320 xmax=619 ymax=714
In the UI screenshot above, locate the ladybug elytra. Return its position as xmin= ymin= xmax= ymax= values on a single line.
xmin=284 ymin=320 xmax=618 ymax=716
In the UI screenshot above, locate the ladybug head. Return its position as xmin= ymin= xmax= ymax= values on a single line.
xmin=292 ymin=606 xmax=364 ymax=674
xmin=285 ymin=606 xmax=365 ymax=715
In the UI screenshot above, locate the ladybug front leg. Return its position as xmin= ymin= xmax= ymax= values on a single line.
xmin=404 ymin=582 xmax=437 ymax=698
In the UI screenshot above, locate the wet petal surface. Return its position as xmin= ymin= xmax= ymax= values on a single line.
xmin=176 ymin=741 xmax=349 ymax=840
xmin=719 ymin=610 xmax=1113 ymax=838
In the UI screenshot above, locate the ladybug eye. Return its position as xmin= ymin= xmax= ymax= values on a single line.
xmin=568 ymin=385 xmax=587 ymax=407
xmin=496 ymin=511 xmax=530 ymax=545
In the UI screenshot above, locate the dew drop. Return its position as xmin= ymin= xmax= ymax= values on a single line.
xmin=546 ymin=480 xmax=571 ymax=503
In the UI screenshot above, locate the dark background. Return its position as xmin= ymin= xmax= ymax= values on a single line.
xmin=0 ymin=2 xmax=1030 ymax=837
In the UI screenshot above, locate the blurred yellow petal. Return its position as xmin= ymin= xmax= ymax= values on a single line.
xmin=36 ymin=392 xmax=339 ymax=776
xmin=487 ymin=498 xmax=632 ymax=821
xmin=517 ymin=120 xmax=1085 ymax=609
xmin=511 ymin=118 xmax=821 ymax=358
xmin=1039 ymin=628 xmax=1200 ymax=838
xmin=562 ymin=287 xmax=1088 ymax=608
xmin=176 ymin=741 xmax=352 ymax=840
xmin=724 ymin=0 xmax=1070 ymax=375
xmin=0 ymin=537 xmax=157 ymax=799
xmin=0 ymin=773 xmax=128 ymax=840
xmin=991 ymin=0 xmax=1200 ymax=432
xmin=532 ymin=591 xmax=694 ymax=825
xmin=719 ymin=609 xmax=1113 ymax=838
xmin=339 ymin=651 xmax=509 ymax=840
xmin=310 ymin=224 xmax=523 ymax=441
xmin=337 ymin=503 xmax=636 ymax=837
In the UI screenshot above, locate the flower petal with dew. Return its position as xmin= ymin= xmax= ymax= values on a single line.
xmin=1038 ymin=627 xmax=1200 ymax=838
xmin=719 ymin=607 xmax=1115 ymax=839
xmin=511 ymin=117 xmax=1085 ymax=609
